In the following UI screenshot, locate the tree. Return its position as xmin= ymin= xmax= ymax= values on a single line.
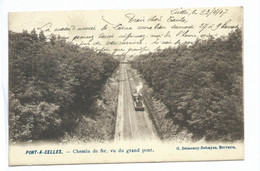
xmin=131 ymin=28 xmax=243 ymax=141
xmin=9 ymin=30 xmax=119 ymax=142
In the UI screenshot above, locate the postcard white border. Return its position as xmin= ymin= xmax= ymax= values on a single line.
xmin=1 ymin=0 xmax=260 ymax=170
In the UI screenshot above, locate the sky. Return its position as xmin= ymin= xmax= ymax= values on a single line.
xmin=9 ymin=7 xmax=243 ymax=56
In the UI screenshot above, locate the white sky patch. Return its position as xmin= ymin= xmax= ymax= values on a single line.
xmin=9 ymin=7 xmax=243 ymax=57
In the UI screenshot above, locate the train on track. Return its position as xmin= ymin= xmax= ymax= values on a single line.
xmin=132 ymin=93 xmax=145 ymax=111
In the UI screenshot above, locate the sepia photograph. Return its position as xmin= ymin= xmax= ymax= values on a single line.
xmin=8 ymin=6 xmax=244 ymax=165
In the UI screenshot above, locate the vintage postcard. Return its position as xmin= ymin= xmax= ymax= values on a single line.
xmin=9 ymin=7 xmax=243 ymax=165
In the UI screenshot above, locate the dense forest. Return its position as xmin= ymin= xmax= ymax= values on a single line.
xmin=9 ymin=28 xmax=243 ymax=142
xmin=9 ymin=30 xmax=119 ymax=142
xmin=131 ymin=28 xmax=243 ymax=141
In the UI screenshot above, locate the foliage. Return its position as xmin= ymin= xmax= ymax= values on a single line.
xmin=131 ymin=29 xmax=243 ymax=141
xmin=9 ymin=30 xmax=119 ymax=142
xmin=70 ymin=70 xmax=119 ymax=142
